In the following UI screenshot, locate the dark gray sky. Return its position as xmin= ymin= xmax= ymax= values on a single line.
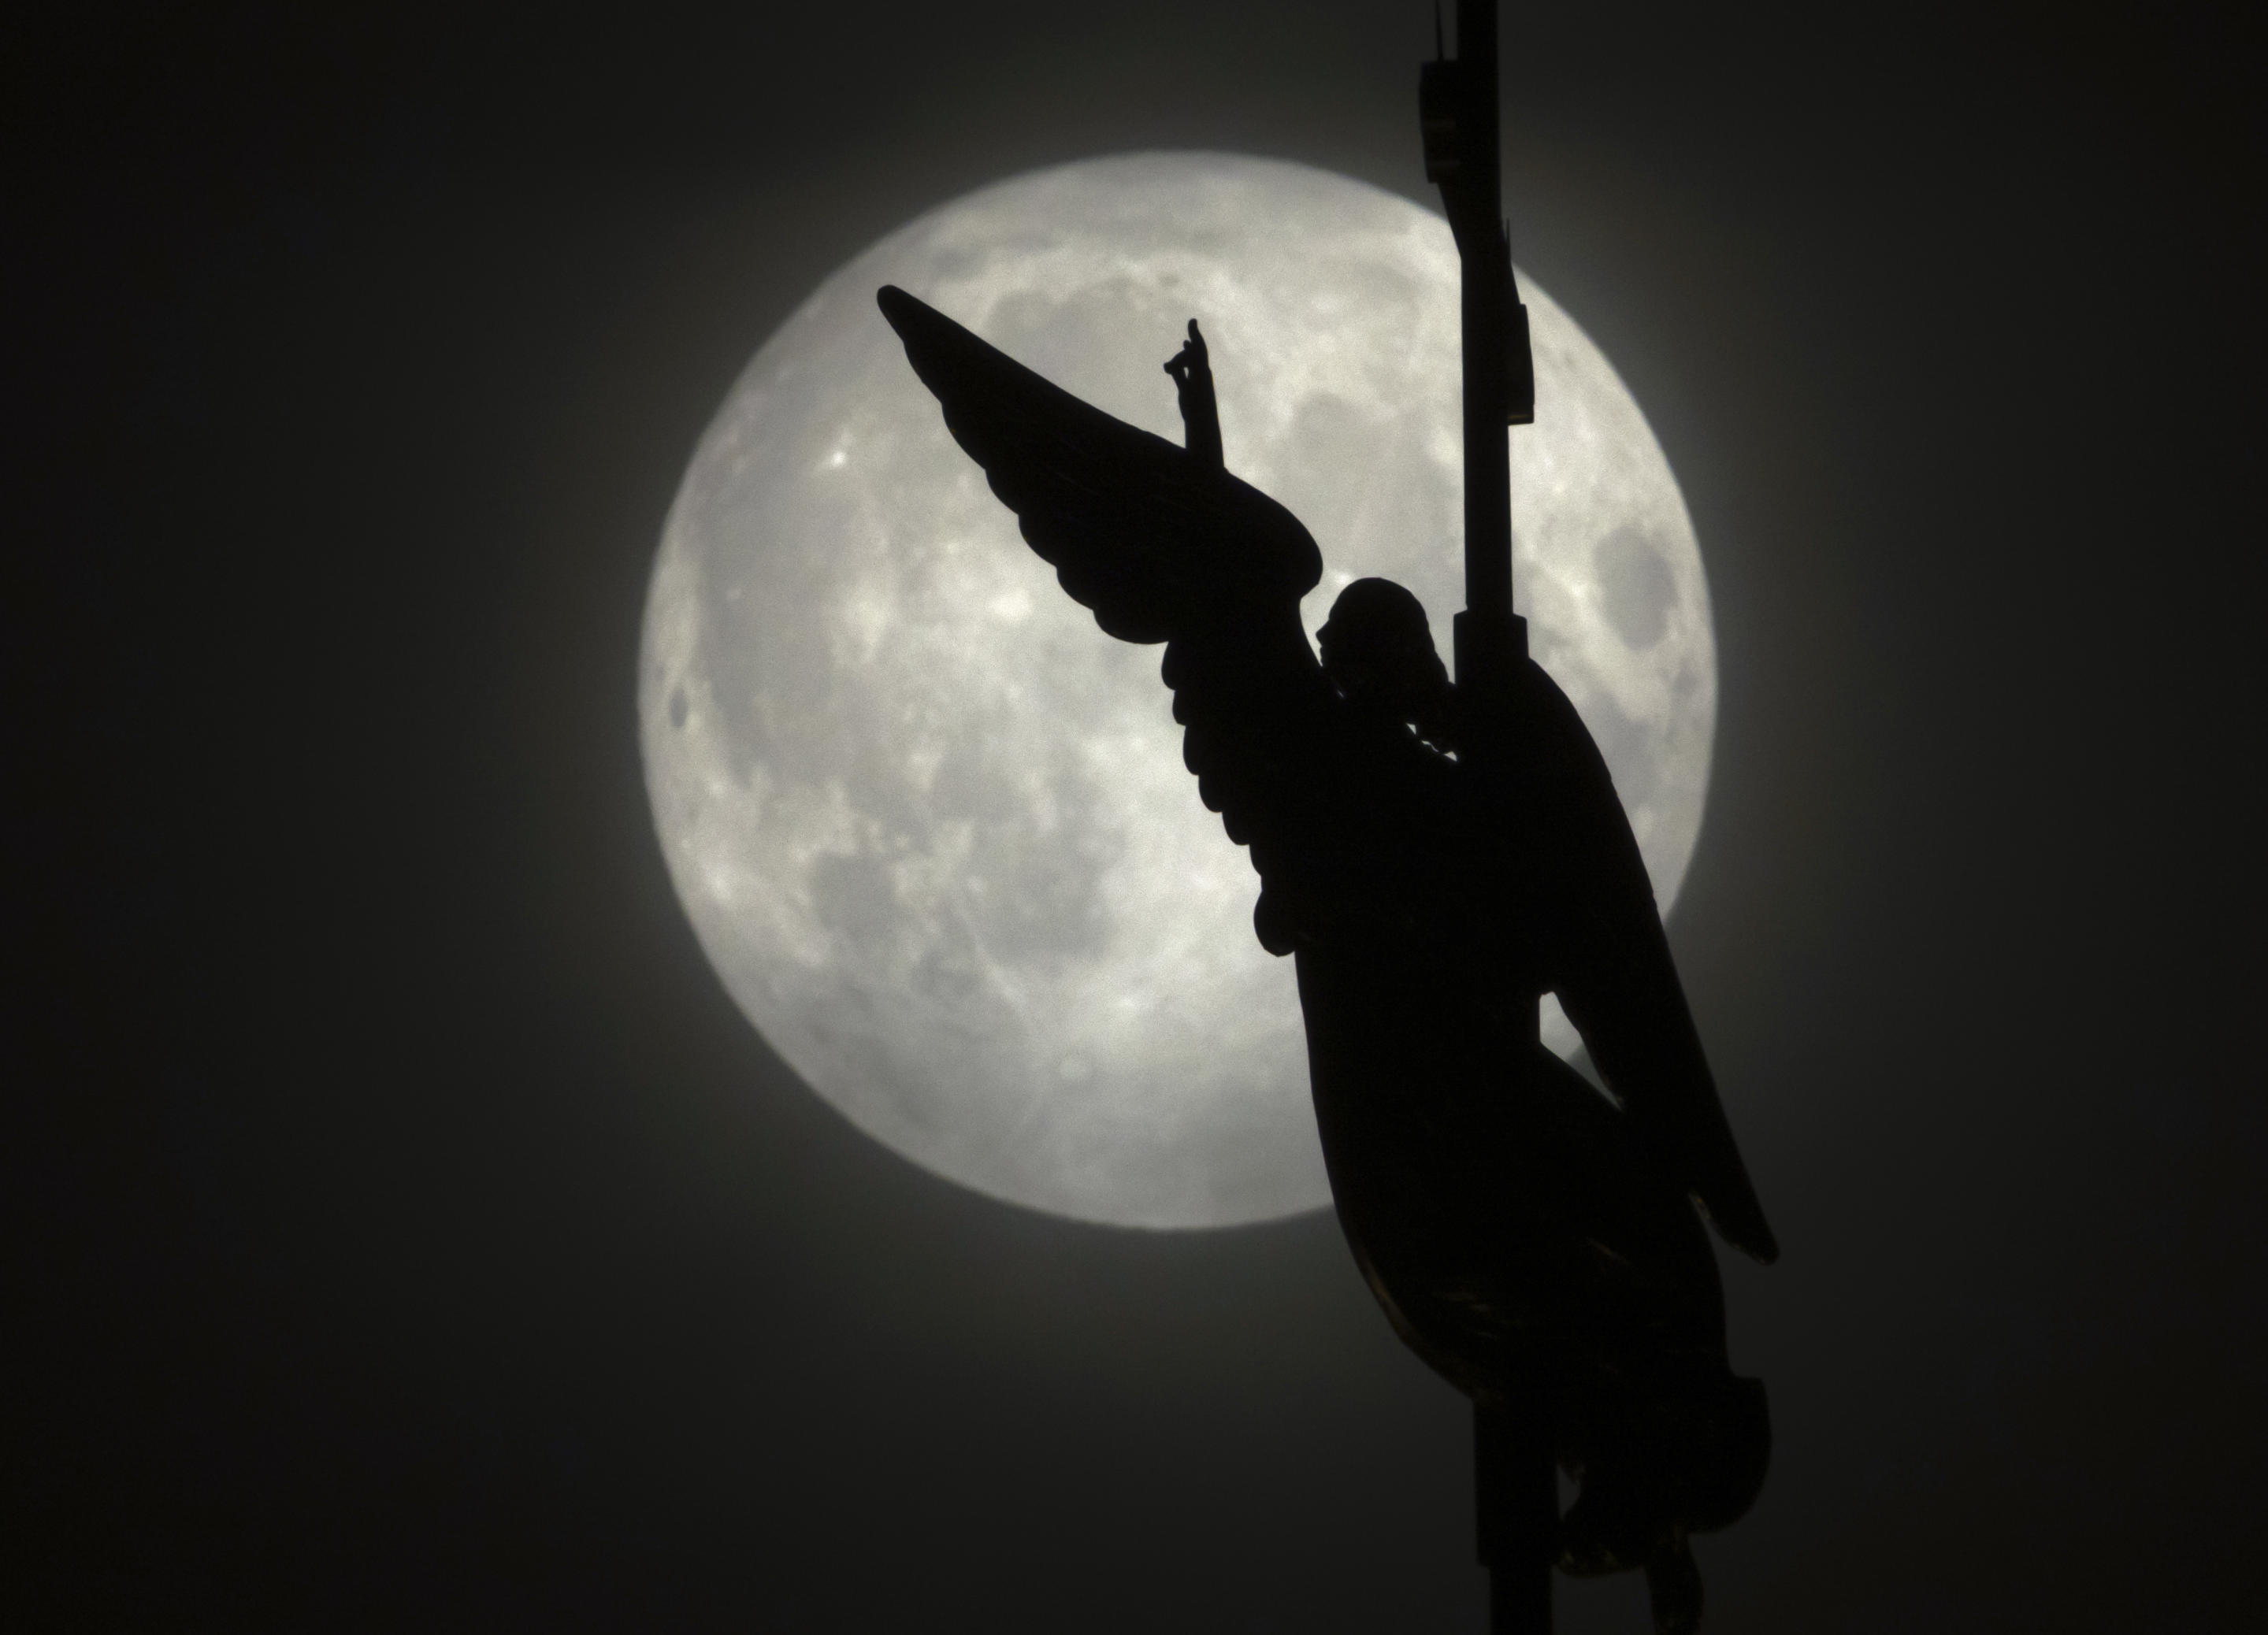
xmin=11 ymin=3 xmax=2263 ymax=1630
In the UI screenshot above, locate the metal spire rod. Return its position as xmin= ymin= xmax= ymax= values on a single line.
xmin=1423 ymin=0 xmax=1535 ymax=706
xmin=1421 ymin=7 xmax=1554 ymax=1633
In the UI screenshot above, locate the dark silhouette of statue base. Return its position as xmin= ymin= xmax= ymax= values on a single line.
xmin=880 ymin=284 xmax=1774 ymax=1634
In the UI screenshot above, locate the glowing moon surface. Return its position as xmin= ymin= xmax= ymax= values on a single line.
xmin=640 ymin=154 xmax=1715 ymax=1229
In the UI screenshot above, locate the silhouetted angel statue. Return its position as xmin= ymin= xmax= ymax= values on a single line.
xmin=881 ymin=284 xmax=1776 ymax=1633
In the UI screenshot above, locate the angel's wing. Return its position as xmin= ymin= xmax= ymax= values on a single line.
xmin=1513 ymin=664 xmax=1780 ymax=1265
xmin=879 ymin=285 xmax=1357 ymax=919
xmin=878 ymin=285 xmax=1320 ymax=643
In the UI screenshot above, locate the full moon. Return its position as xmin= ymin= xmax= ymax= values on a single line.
xmin=640 ymin=154 xmax=1715 ymax=1229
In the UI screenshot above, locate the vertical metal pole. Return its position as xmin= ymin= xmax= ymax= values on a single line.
xmin=1428 ymin=0 xmax=1529 ymax=712
xmin=1475 ymin=1400 xmax=1557 ymax=1634
xmin=1426 ymin=9 xmax=1556 ymax=1629
xmin=1454 ymin=0 xmax=1512 ymax=654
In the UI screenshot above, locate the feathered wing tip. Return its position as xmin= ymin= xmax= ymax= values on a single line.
xmin=878 ymin=284 xmax=1000 ymax=400
xmin=1670 ymin=1063 xmax=1776 ymax=1266
xmin=1696 ymin=1172 xmax=1779 ymax=1266
xmin=1672 ymin=1045 xmax=1778 ymax=1266
xmin=878 ymin=284 xmax=960 ymax=360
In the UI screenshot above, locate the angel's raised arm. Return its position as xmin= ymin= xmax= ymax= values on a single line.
xmin=1162 ymin=319 xmax=1223 ymax=470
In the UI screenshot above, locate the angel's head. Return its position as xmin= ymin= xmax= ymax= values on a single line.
xmin=1319 ymin=578 xmax=1455 ymax=751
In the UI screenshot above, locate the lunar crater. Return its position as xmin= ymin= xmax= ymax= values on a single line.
xmin=1594 ymin=526 xmax=1678 ymax=651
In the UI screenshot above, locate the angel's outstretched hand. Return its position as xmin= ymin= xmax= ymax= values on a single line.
xmin=1163 ymin=319 xmax=1222 ymax=468
xmin=1163 ymin=318 xmax=1210 ymax=389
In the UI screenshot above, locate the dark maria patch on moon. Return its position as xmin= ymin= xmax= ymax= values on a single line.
xmin=1594 ymin=526 xmax=1677 ymax=651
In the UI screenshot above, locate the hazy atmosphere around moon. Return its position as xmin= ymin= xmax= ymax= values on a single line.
xmin=640 ymin=153 xmax=1715 ymax=1229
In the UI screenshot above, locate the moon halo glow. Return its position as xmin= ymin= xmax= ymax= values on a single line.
xmin=639 ymin=154 xmax=1717 ymax=1230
